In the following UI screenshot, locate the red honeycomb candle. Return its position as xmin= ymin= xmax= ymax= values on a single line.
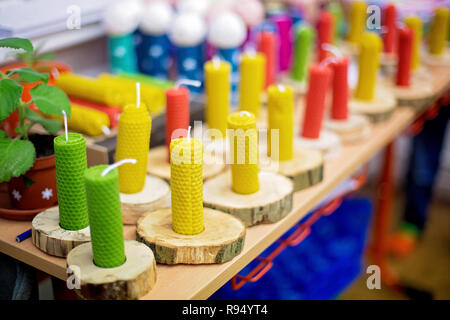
xmin=331 ymin=57 xmax=349 ymax=120
xmin=317 ymin=11 xmax=333 ymax=62
xmin=383 ymin=4 xmax=397 ymax=54
xmin=396 ymin=27 xmax=413 ymax=87
xmin=258 ymin=30 xmax=277 ymax=89
xmin=166 ymin=86 xmax=190 ymax=161
xmin=301 ymin=64 xmax=333 ymax=139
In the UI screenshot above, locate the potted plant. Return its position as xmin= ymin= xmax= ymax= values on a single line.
xmin=0 ymin=37 xmax=71 ymax=218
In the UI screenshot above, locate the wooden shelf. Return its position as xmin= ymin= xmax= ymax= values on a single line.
xmin=0 ymin=66 xmax=448 ymax=300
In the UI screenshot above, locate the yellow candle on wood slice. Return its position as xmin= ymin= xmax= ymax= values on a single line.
xmin=170 ymin=137 xmax=203 ymax=235
xmin=347 ymin=0 xmax=367 ymax=45
xmin=267 ymin=84 xmax=294 ymax=162
xmin=227 ymin=111 xmax=259 ymax=195
xmin=115 ymin=104 xmax=151 ymax=194
xmin=205 ymin=59 xmax=231 ymax=136
xmin=428 ymin=7 xmax=449 ymax=56
xmin=239 ymin=52 xmax=265 ymax=118
xmin=355 ymin=32 xmax=382 ymax=101
xmin=405 ymin=15 xmax=423 ymax=71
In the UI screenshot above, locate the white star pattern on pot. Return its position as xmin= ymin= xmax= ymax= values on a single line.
xmin=183 ymin=57 xmax=197 ymax=71
xmin=12 ymin=189 xmax=21 ymax=201
xmin=114 ymin=46 xmax=126 ymax=57
xmin=41 ymin=188 xmax=53 ymax=200
xmin=149 ymin=45 xmax=163 ymax=57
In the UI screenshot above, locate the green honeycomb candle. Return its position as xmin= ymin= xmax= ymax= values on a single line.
xmin=84 ymin=165 xmax=125 ymax=268
xmin=54 ymin=133 xmax=89 ymax=230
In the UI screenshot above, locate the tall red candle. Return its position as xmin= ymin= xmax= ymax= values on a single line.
xmin=301 ymin=64 xmax=333 ymax=139
xmin=258 ymin=31 xmax=277 ymax=88
xmin=331 ymin=57 xmax=349 ymax=120
xmin=383 ymin=4 xmax=397 ymax=54
xmin=317 ymin=11 xmax=333 ymax=62
xmin=165 ymin=86 xmax=190 ymax=161
xmin=396 ymin=27 xmax=413 ymax=87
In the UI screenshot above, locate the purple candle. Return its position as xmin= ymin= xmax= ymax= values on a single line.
xmin=270 ymin=14 xmax=293 ymax=72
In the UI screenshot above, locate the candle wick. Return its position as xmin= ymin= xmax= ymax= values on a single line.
xmin=101 ymin=125 xmax=111 ymax=136
xmin=320 ymin=57 xmax=338 ymax=68
xmin=136 ymin=82 xmax=141 ymax=108
xmin=61 ymin=110 xmax=68 ymax=142
xmin=278 ymin=84 xmax=285 ymax=92
xmin=240 ymin=111 xmax=251 ymax=117
xmin=187 ymin=125 xmax=191 ymax=140
xmin=212 ymin=55 xmax=221 ymax=68
xmin=101 ymin=158 xmax=137 ymax=177
xmin=175 ymin=79 xmax=202 ymax=89
xmin=322 ymin=43 xmax=343 ymax=59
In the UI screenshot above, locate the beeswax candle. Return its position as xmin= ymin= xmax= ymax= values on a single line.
xmin=115 ymin=104 xmax=151 ymax=194
xmin=170 ymin=138 xmax=203 ymax=235
xmin=267 ymin=84 xmax=294 ymax=161
xmin=383 ymin=4 xmax=397 ymax=54
xmin=317 ymin=11 xmax=333 ymax=62
xmin=239 ymin=52 xmax=265 ymax=117
xmin=204 ymin=59 xmax=231 ymax=136
xmin=84 ymin=165 xmax=125 ymax=268
xmin=228 ymin=111 xmax=259 ymax=195
xmin=396 ymin=28 xmax=413 ymax=87
xmin=291 ymin=24 xmax=314 ymax=82
xmin=355 ymin=32 xmax=382 ymax=101
xmin=166 ymin=86 xmax=190 ymax=161
xmin=404 ymin=16 xmax=422 ymax=71
xmin=301 ymin=64 xmax=333 ymax=139
xmin=429 ymin=7 xmax=449 ymax=56
xmin=258 ymin=31 xmax=277 ymax=88
xmin=348 ymin=1 xmax=367 ymax=44
xmin=54 ymin=133 xmax=89 ymax=230
xmin=331 ymin=57 xmax=350 ymax=120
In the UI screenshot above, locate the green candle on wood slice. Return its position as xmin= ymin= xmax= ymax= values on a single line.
xmin=291 ymin=24 xmax=315 ymax=82
xmin=84 ymin=164 xmax=125 ymax=268
xmin=54 ymin=133 xmax=89 ymax=230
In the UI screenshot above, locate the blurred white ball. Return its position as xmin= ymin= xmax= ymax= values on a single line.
xmin=169 ymin=12 xmax=206 ymax=46
xmin=233 ymin=0 xmax=264 ymax=27
xmin=140 ymin=1 xmax=174 ymax=35
xmin=177 ymin=0 xmax=211 ymax=16
xmin=104 ymin=0 xmax=142 ymax=36
xmin=208 ymin=11 xmax=246 ymax=48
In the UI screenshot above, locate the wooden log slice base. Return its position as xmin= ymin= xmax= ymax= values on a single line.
xmin=423 ymin=48 xmax=450 ymax=67
xmin=120 ymin=175 xmax=170 ymax=225
xmin=32 ymin=207 xmax=91 ymax=257
xmin=349 ymin=87 xmax=397 ymax=123
xmin=380 ymin=52 xmax=397 ymax=76
xmin=295 ymin=130 xmax=341 ymax=160
xmin=66 ymin=240 xmax=156 ymax=300
xmin=324 ymin=114 xmax=371 ymax=143
xmin=136 ymin=208 xmax=246 ymax=264
xmin=203 ymin=171 xmax=294 ymax=227
xmin=147 ymin=145 xmax=226 ymax=182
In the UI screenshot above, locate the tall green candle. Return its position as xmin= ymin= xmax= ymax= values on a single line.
xmin=291 ymin=24 xmax=315 ymax=82
xmin=54 ymin=133 xmax=89 ymax=230
xmin=84 ymin=165 xmax=125 ymax=268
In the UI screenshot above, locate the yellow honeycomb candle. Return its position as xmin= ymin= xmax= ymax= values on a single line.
xmin=227 ymin=111 xmax=259 ymax=195
xmin=428 ymin=7 xmax=449 ymax=56
xmin=405 ymin=15 xmax=423 ymax=71
xmin=267 ymin=84 xmax=294 ymax=162
xmin=347 ymin=1 xmax=367 ymax=45
xmin=239 ymin=52 xmax=265 ymax=118
xmin=205 ymin=59 xmax=231 ymax=137
xmin=115 ymin=104 xmax=151 ymax=194
xmin=170 ymin=138 xmax=203 ymax=235
xmin=355 ymin=32 xmax=382 ymax=101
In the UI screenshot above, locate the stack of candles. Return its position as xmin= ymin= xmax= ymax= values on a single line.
xmin=239 ymin=51 xmax=266 ymax=118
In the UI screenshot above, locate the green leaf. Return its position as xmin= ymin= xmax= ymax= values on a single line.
xmin=0 ymin=136 xmax=35 ymax=182
xmin=6 ymin=68 xmax=49 ymax=84
xmin=22 ymin=175 xmax=35 ymax=188
xmin=0 ymin=37 xmax=33 ymax=52
xmin=30 ymin=84 xmax=71 ymax=117
xmin=35 ymin=52 xmax=55 ymax=62
xmin=25 ymin=108 xmax=61 ymax=134
xmin=0 ymin=130 xmax=6 ymax=139
xmin=0 ymin=79 xmax=23 ymax=122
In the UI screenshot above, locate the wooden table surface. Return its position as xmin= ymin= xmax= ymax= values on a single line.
xmin=1 ymin=66 xmax=449 ymax=300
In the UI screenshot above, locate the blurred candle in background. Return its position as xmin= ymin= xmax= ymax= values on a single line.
xmin=291 ymin=24 xmax=314 ymax=82
xmin=239 ymin=51 xmax=265 ymax=117
xmin=317 ymin=11 xmax=334 ymax=62
xmin=267 ymin=84 xmax=294 ymax=162
xmin=270 ymin=14 xmax=293 ymax=72
xmin=355 ymin=32 xmax=382 ymax=101
xmin=383 ymin=3 xmax=397 ymax=54
xmin=258 ymin=30 xmax=278 ymax=89
xmin=204 ymin=59 xmax=231 ymax=137
xmin=170 ymin=137 xmax=204 ymax=235
xmin=331 ymin=57 xmax=350 ymax=121
xmin=347 ymin=0 xmax=367 ymax=45
xmin=404 ymin=15 xmax=423 ymax=71
xmin=301 ymin=64 xmax=333 ymax=139
xmin=396 ymin=27 xmax=413 ymax=87
xmin=428 ymin=7 xmax=449 ymax=56
xmin=228 ymin=111 xmax=259 ymax=195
